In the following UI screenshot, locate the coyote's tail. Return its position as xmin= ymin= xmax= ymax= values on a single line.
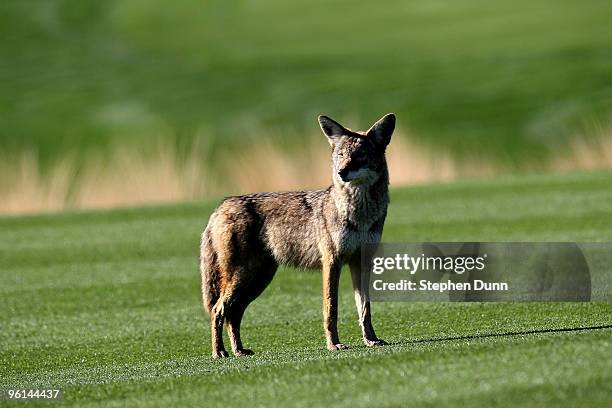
xmin=200 ymin=222 xmax=219 ymax=313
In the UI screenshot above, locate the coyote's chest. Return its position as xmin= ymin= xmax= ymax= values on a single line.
xmin=335 ymin=227 xmax=382 ymax=258
xmin=332 ymin=185 xmax=387 ymax=257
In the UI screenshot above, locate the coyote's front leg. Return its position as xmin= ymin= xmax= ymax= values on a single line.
xmin=322 ymin=256 xmax=348 ymax=350
xmin=350 ymin=256 xmax=386 ymax=347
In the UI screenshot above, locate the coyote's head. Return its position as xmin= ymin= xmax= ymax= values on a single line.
xmin=318 ymin=113 xmax=395 ymax=185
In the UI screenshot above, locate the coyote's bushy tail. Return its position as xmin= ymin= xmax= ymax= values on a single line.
xmin=200 ymin=222 xmax=219 ymax=313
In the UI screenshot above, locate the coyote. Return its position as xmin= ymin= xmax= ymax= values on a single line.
xmin=200 ymin=113 xmax=395 ymax=357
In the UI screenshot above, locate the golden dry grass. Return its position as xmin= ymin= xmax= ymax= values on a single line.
xmin=1 ymin=130 xmax=612 ymax=215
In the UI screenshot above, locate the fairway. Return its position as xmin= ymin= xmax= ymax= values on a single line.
xmin=1 ymin=171 xmax=611 ymax=407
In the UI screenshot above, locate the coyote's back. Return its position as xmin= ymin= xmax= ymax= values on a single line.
xmin=200 ymin=113 xmax=395 ymax=358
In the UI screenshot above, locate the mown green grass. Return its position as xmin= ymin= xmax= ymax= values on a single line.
xmin=2 ymin=0 xmax=612 ymax=167
xmin=1 ymin=170 xmax=611 ymax=407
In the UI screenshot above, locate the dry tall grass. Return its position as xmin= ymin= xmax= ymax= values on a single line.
xmin=1 ymin=130 xmax=611 ymax=215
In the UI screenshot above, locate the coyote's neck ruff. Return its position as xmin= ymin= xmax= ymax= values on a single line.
xmin=328 ymin=165 xmax=389 ymax=262
xmin=331 ymin=165 xmax=389 ymax=231
xmin=201 ymin=113 xmax=395 ymax=358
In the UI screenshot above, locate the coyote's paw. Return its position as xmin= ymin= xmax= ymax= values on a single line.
xmin=234 ymin=348 xmax=254 ymax=357
xmin=364 ymin=338 xmax=388 ymax=347
xmin=212 ymin=350 xmax=230 ymax=359
xmin=327 ymin=343 xmax=349 ymax=351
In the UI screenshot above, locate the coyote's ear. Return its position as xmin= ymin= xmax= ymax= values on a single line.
xmin=318 ymin=115 xmax=346 ymax=145
xmin=367 ymin=113 xmax=396 ymax=147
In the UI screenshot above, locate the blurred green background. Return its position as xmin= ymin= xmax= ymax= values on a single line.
xmin=1 ymin=0 xmax=612 ymax=211
xmin=1 ymin=3 xmax=611 ymax=405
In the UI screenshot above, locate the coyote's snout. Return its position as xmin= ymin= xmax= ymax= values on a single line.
xmin=200 ymin=113 xmax=395 ymax=357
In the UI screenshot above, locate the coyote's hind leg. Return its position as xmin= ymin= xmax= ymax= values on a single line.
xmin=224 ymin=262 xmax=277 ymax=357
xmin=226 ymin=304 xmax=253 ymax=357
xmin=210 ymin=297 xmax=230 ymax=358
